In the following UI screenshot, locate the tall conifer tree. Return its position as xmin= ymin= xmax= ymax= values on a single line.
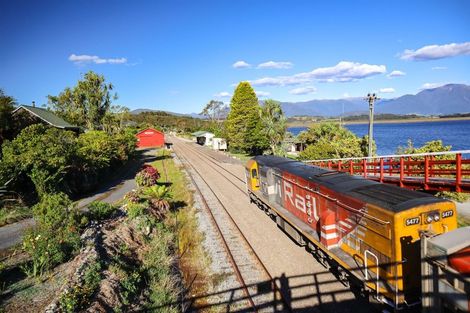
xmin=226 ymin=82 xmax=267 ymax=154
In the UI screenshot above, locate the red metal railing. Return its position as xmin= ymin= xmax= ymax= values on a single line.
xmin=304 ymin=150 xmax=470 ymax=192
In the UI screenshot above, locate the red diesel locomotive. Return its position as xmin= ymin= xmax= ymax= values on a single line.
xmin=246 ymin=155 xmax=458 ymax=310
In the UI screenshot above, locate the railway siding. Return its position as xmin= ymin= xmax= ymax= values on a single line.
xmin=175 ymin=146 xmax=281 ymax=312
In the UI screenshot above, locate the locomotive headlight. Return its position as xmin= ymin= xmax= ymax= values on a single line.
xmin=425 ymin=211 xmax=440 ymax=224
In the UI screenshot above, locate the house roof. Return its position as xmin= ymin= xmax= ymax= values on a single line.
xmin=192 ymin=131 xmax=214 ymax=137
xmin=135 ymin=128 xmax=164 ymax=136
xmin=12 ymin=105 xmax=79 ymax=129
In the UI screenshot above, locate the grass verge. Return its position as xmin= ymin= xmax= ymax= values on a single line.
xmin=152 ymin=149 xmax=212 ymax=311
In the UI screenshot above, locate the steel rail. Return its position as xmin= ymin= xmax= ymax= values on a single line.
xmin=173 ymin=144 xmax=258 ymax=312
xmin=173 ymin=140 xmax=293 ymax=313
xmin=175 ymin=138 xmax=245 ymax=184
xmin=173 ymin=140 xmax=247 ymax=195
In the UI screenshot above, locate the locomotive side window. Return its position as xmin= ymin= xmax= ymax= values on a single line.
xmin=251 ymin=169 xmax=258 ymax=178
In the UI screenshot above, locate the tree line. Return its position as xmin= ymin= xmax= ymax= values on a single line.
xmin=0 ymin=71 xmax=136 ymax=204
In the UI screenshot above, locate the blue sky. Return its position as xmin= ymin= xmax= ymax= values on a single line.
xmin=1 ymin=0 xmax=469 ymax=114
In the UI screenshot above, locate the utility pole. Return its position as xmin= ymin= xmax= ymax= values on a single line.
xmin=364 ymin=93 xmax=380 ymax=157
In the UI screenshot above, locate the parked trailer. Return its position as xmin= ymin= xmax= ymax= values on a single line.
xmin=421 ymin=227 xmax=470 ymax=313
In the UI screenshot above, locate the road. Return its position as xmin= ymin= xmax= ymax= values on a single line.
xmin=171 ymin=137 xmax=374 ymax=313
xmin=0 ymin=148 xmax=157 ymax=251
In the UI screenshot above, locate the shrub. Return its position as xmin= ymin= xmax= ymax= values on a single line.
xmin=32 ymin=192 xmax=76 ymax=229
xmin=59 ymin=262 xmax=102 ymax=312
xmin=22 ymin=226 xmax=80 ymax=277
xmin=0 ymin=124 xmax=78 ymax=197
xmin=436 ymin=191 xmax=469 ymax=203
xmin=135 ymin=165 xmax=160 ymax=187
xmin=298 ymin=122 xmax=368 ymax=160
xmin=87 ymin=201 xmax=116 ymax=221
xmin=143 ymin=226 xmax=179 ymax=312
xmin=113 ymin=130 xmax=137 ymax=163
xmin=126 ymin=203 xmax=146 ymax=219
xmin=120 ymin=271 xmax=142 ymax=305
xmin=23 ymin=193 xmax=81 ymax=277
xmin=124 ymin=190 xmax=141 ymax=204
xmin=77 ymin=131 xmax=116 ymax=171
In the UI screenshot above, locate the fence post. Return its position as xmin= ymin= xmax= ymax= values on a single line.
xmin=363 ymin=159 xmax=367 ymax=178
xmin=380 ymin=158 xmax=384 ymax=183
xmin=349 ymin=160 xmax=354 ymax=175
xmin=338 ymin=160 xmax=342 ymax=172
xmin=407 ymin=156 xmax=411 ymax=176
xmin=424 ymin=156 xmax=429 ymax=190
xmin=456 ymin=154 xmax=462 ymax=192
xmin=400 ymin=157 xmax=404 ymax=187
xmin=328 ymin=161 xmax=332 ymax=169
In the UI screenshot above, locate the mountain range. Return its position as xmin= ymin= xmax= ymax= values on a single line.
xmin=131 ymin=83 xmax=470 ymax=118
xmin=281 ymin=84 xmax=470 ymax=117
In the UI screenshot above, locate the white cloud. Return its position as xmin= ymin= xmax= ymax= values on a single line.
xmin=69 ymin=54 xmax=127 ymax=65
xmin=250 ymin=61 xmax=386 ymax=86
xmin=387 ymin=70 xmax=406 ymax=77
xmin=379 ymin=87 xmax=395 ymax=93
xmin=251 ymin=76 xmax=310 ymax=86
xmin=232 ymin=60 xmax=251 ymax=68
xmin=257 ymin=61 xmax=293 ymax=69
xmin=342 ymin=92 xmax=350 ymax=98
xmin=401 ymin=42 xmax=470 ymax=61
xmin=214 ymin=91 xmax=232 ymax=98
xmin=432 ymin=66 xmax=447 ymax=70
xmin=421 ymin=82 xmax=446 ymax=90
xmin=289 ymin=86 xmax=317 ymax=95
xmin=255 ymin=90 xmax=270 ymax=97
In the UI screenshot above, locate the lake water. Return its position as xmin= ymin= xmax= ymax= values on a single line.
xmin=288 ymin=120 xmax=470 ymax=156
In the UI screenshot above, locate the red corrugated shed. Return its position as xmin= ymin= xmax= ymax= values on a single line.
xmin=135 ymin=128 xmax=165 ymax=148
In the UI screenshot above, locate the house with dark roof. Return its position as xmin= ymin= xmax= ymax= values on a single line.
xmin=12 ymin=105 xmax=81 ymax=132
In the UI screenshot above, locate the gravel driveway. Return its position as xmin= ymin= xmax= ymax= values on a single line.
xmin=0 ymin=148 xmax=157 ymax=251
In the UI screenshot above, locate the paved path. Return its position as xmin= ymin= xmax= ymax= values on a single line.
xmin=0 ymin=148 xmax=157 ymax=251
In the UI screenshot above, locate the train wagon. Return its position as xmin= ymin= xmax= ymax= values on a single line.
xmin=245 ymin=155 xmax=458 ymax=310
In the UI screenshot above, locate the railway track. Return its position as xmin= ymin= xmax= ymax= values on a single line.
xmin=172 ymin=139 xmax=247 ymax=192
xmin=172 ymin=139 xmax=292 ymax=312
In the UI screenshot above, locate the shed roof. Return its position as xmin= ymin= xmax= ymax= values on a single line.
xmin=135 ymin=128 xmax=164 ymax=136
xmin=12 ymin=105 xmax=79 ymax=129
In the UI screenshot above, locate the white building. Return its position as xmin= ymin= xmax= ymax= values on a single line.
xmin=212 ymin=138 xmax=227 ymax=151
xmin=192 ymin=131 xmax=215 ymax=146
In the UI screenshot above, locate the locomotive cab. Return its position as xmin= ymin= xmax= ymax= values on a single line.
xmin=246 ymin=159 xmax=260 ymax=191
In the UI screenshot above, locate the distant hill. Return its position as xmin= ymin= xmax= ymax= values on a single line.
xmin=281 ymin=84 xmax=470 ymax=117
xmin=130 ymin=84 xmax=470 ymax=118
xmin=130 ymin=108 xmax=204 ymax=119
xmin=281 ymin=98 xmax=366 ymax=117
xmin=377 ymin=84 xmax=470 ymax=115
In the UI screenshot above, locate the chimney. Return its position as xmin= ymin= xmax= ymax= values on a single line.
xmin=32 ymin=101 xmax=35 ymax=107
